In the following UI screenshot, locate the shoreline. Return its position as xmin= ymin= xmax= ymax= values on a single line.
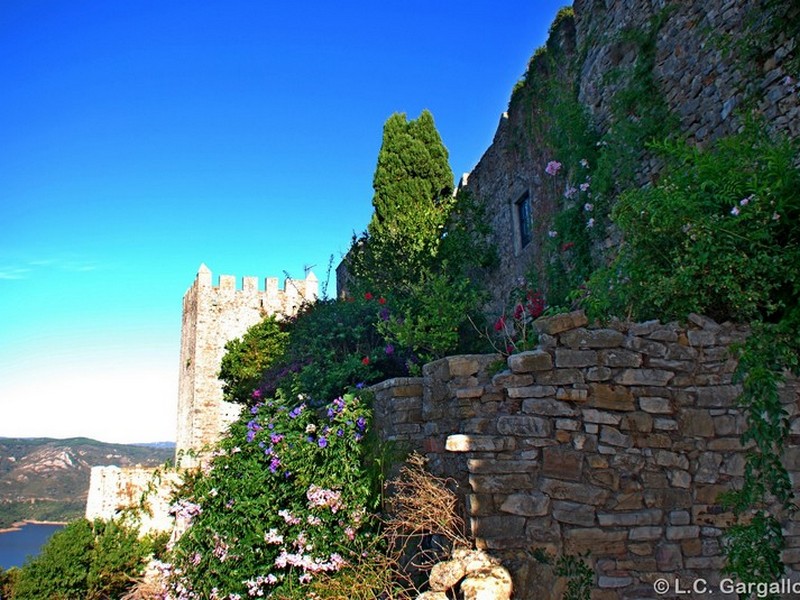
xmin=0 ymin=520 xmax=68 ymax=534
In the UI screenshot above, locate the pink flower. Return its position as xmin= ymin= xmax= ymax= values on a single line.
xmin=545 ymin=160 xmax=562 ymax=176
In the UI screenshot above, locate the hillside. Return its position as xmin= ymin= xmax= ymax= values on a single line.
xmin=0 ymin=437 xmax=174 ymax=529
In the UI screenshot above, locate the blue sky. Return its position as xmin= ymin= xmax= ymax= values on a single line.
xmin=0 ymin=1 xmax=569 ymax=443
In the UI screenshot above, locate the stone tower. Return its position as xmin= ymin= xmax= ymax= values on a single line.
xmin=175 ymin=264 xmax=317 ymax=466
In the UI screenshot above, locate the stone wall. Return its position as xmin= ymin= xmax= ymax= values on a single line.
xmin=373 ymin=311 xmax=800 ymax=599
xmin=175 ymin=264 xmax=317 ymax=467
xmin=461 ymin=0 xmax=799 ymax=311
xmin=84 ymin=466 xmax=181 ymax=534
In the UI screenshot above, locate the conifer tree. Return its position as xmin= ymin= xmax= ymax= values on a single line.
xmin=359 ymin=110 xmax=454 ymax=290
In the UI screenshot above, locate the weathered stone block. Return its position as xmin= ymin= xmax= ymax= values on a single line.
xmin=600 ymin=425 xmax=632 ymax=447
xmin=522 ymin=398 xmax=578 ymax=417
xmin=629 ymin=526 xmax=664 ymax=541
xmin=507 ymin=384 xmax=556 ymax=399
xmin=679 ymin=409 xmax=715 ymax=437
xmin=588 ymin=384 xmax=635 ymax=411
xmin=446 ymin=434 xmax=514 ymax=452
xmin=694 ymin=384 xmax=741 ymax=408
xmin=471 ymin=515 xmax=527 ymax=538
xmin=556 ymin=387 xmax=589 ymax=402
xmin=534 ymin=310 xmax=588 ymax=335
xmin=535 ymin=369 xmax=585 ymax=385
xmin=492 ymin=370 xmax=534 ymax=388
xmin=469 ymin=473 xmax=533 ymax=494
xmin=553 ymin=500 xmax=596 ymax=526
xmin=599 ymin=349 xmax=643 ymax=367
xmin=615 ymin=368 xmax=674 ymax=386
xmin=448 ymin=355 xmax=482 ymax=377
xmin=598 ymin=509 xmax=662 ymax=527
xmin=622 ymin=412 xmax=653 ymax=433
xmin=540 ymin=478 xmax=610 ymax=505
xmin=667 ymin=525 xmax=700 ymax=540
xmin=561 ymin=328 xmax=625 ymax=349
xmin=508 ymin=350 xmax=553 ymax=373
xmin=468 ymin=458 xmax=534 ymax=474
xmin=587 ymin=366 xmax=613 ymax=381
xmin=543 ymin=446 xmax=583 ymax=481
xmin=497 ymin=416 xmax=551 ymax=437
xmin=582 ymin=408 xmax=621 ymax=425
xmin=625 ymin=336 xmax=668 ymax=357
xmin=500 ymin=492 xmax=550 ymax=516
xmin=639 ymin=397 xmax=673 ymax=414
xmin=555 ymin=348 xmax=598 ymax=368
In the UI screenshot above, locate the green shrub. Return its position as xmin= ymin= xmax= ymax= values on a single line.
xmin=219 ymin=315 xmax=288 ymax=405
xmin=585 ymin=120 xmax=800 ymax=324
xmin=11 ymin=519 xmax=154 ymax=600
xmin=167 ymin=391 xmax=386 ymax=598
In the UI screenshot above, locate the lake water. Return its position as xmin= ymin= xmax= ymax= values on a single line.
xmin=0 ymin=523 xmax=64 ymax=569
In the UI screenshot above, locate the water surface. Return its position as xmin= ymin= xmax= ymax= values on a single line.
xmin=0 ymin=523 xmax=64 ymax=569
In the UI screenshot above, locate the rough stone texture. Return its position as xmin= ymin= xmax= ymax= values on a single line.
xmin=373 ymin=312 xmax=800 ymax=599
xmin=176 ymin=264 xmax=317 ymax=467
xmin=457 ymin=0 xmax=800 ymax=313
xmin=85 ymin=466 xmax=182 ymax=534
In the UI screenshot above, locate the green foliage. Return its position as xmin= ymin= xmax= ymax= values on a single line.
xmin=584 ymin=121 xmax=800 ymax=323
xmin=0 ymin=567 xmax=20 ymax=599
xmin=261 ymin=296 xmax=408 ymax=404
xmin=348 ymin=114 xmax=494 ymax=367
xmin=555 ymin=553 xmax=594 ymax=600
xmin=168 ymin=392 xmax=387 ymax=598
xmin=359 ymin=110 xmax=455 ymax=290
xmin=722 ymin=511 xmax=785 ymax=596
xmin=11 ymin=518 xmax=154 ymax=600
xmin=219 ymin=315 xmax=289 ymax=404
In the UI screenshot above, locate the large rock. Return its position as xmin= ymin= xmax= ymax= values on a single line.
xmin=460 ymin=565 xmax=514 ymax=600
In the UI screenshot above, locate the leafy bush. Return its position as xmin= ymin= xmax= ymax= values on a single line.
xmin=166 ymin=391 xmax=387 ymax=598
xmin=584 ymin=121 xmax=800 ymax=324
xmin=219 ymin=315 xmax=288 ymax=405
xmin=11 ymin=518 xmax=155 ymax=600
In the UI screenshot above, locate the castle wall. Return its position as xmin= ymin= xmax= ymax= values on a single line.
xmin=372 ymin=312 xmax=800 ymax=599
xmin=462 ymin=0 xmax=799 ymax=311
xmin=85 ymin=465 xmax=181 ymax=534
xmin=175 ymin=264 xmax=318 ymax=467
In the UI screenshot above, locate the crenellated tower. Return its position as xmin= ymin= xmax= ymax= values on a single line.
xmin=175 ymin=264 xmax=317 ymax=467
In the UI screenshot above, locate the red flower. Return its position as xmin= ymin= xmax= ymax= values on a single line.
xmin=364 ymin=292 xmax=373 ymax=300
xmin=361 ymin=356 xmax=370 ymax=365
xmin=561 ymin=241 xmax=575 ymax=252
xmin=378 ymin=297 xmax=386 ymax=305
xmin=494 ymin=316 xmax=506 ymax=332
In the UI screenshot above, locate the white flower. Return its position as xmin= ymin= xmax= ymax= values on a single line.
xmin=586 ymin=218 xmax=595 ymax=228
xmin=731 ymin=206 xmax=740 ymax=216
xmin=548 ymin=230 xmax=558 ymax=238
xmin=584 ymin=203 xmax=594 ymax=212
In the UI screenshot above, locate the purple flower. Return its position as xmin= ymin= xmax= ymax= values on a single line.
xmin=379 ymin=307 xmax=390 ymax=321
xmin=545 ymin=160 xmax=562 ymax=176
xmin=385 ymin=344 xmax=395 ymax=355
xmin=356 ymin=416 xmax=367 ymax=431
xmin=318 ymin=437 xmax=328 ymax=448
xmin=269 ymin=457 xmax=281 ymax=473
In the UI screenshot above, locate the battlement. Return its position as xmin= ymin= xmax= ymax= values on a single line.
xmin=176 ymin=264 xmax=317 ymax=467
xmin=191 ymin=263 xmax=318 ymax=301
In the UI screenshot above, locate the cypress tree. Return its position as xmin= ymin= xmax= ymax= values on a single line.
xmin=360 ymin=110 xmax=454 ymax=290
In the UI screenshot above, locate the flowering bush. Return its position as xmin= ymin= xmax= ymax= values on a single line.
xmin=488 ymin=284 xmax=546 ymax=356
xmin=583 ymin=120 xmax=800 ymax=324
xmin=166 ymin=392 xmax=383 ymax=598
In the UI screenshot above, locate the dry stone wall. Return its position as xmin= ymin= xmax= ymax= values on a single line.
xmin=373 ymin=311 xmax=800 ymax=599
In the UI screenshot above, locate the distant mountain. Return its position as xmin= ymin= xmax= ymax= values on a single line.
xmin=0 ymin=437 xmax=175 ymax=529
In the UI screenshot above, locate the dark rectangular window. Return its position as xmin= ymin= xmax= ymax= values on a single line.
xmin=517 ymin=192 xmax=532 ymax=247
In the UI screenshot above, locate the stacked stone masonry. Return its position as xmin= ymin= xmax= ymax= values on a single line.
xmin=372 ymin=311 xmax=800 ymax=599
xmin=175 ymin=264 xmax=317 ymax=467
xmin=462 ymin=0 xmax=799 ymax=311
